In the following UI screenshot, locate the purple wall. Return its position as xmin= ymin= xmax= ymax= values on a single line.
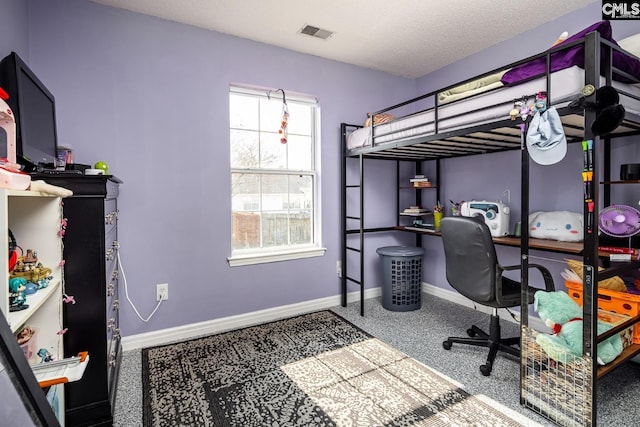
xmin=0 ymin=0 xmax=28 ymax=58
xmin=16 ymin=0 xmax=416 ymax=336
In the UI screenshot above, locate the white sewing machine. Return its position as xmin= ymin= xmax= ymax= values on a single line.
xmin=461 ymin=200 xmax=510 ymax=237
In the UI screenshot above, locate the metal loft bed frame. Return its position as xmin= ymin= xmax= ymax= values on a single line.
xmin=340 ymin=29 xmax=640 ymax=427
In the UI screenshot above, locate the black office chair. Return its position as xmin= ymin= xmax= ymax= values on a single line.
xmin=439 ymin=216 xmax=555 ymax=376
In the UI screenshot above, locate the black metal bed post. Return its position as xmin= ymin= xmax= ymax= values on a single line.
xmin=519 ymin=121 xmax=530 ymax=318
xmin=359 ymin=153 xmax=365 ymax=316
xmin=582 ymin=30 xmax=600 ymax=427
xmin=396 ymin=160 xmax=401 ymax=227
xmin=340 ymin=124 xmax=347 ymax=307
xmin=603 ymin=137 xmax=611 ymax=207
xmin=519 ymin=119 xmax=530 ymax=405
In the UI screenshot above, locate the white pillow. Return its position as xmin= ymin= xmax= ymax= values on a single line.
xmin=529 ymin=211 xmax=584 ymax=242
xmin=619 ymin=33 xmax=640 ymax=58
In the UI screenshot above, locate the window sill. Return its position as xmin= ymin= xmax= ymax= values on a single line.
xmin=228 ymin=247 xmax=326 ymax=267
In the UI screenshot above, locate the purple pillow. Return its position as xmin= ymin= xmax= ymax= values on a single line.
xmin=501 ymin=21 xmax=640 ymax=85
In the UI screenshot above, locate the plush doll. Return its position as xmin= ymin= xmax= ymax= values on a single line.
xmin=364 ymin=112 xmax=395 ymax=127
xmin=529 ymin=211 xmax=583 ymax=242
xmin=551 ymin=31 xmax=569 ymax=46
xmin=534 ymin=290 xmax=623 ymax=365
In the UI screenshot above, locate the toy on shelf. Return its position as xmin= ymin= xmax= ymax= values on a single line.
xmin=8 ymin=277 xmax=29 ymax=311
xmin=23 ymin=281 xmax=38 ymax=295
xmin=10 ymin=248 xmax=53 ymax=283
xmin=529 ymin=211 xmax=583 ymax=242
xmin=37 ymin=348 xmax=54 ymax=363
xmin=15 ymin=325 xmax=37 ymax=361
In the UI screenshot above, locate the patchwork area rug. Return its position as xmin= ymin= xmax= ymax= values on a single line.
xmin=142 ymin=310 xmax=537 ymax=426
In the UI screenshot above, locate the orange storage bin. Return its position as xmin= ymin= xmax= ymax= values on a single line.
xmin=565 ymin=281 xmax=640 ymax=344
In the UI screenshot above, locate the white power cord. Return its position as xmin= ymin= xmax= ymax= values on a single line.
xmin=117 ymin=250 xmax=164 ymax=322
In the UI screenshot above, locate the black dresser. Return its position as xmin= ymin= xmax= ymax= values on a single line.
xmin=37 ymin=174 xmax=122 ymax=426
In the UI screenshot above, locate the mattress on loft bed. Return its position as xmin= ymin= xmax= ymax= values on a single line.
xmin=347 ymin=65 xmax=640 ymax=151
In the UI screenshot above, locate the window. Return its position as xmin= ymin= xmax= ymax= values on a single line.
xmin=228 ymin=85 xmax=324 ymax=266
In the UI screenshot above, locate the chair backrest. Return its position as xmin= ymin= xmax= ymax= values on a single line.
xmin=440 ymin=216 xmax=498 ymax=304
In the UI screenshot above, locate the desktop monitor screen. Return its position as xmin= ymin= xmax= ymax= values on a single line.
xmin=0 ymin=51 xmax=58 ymax=171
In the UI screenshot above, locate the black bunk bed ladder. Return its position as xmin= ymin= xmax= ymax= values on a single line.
xmin=341 ymin=123 xmax=366 ymax=316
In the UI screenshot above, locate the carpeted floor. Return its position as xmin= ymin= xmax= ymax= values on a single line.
xmin=114 ymin=295 xmax=640 ymax=426
xmin=141 ymin=310 xmax=536 ymax=426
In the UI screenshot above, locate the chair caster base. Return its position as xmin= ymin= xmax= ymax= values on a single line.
xmin=443 ymin=340 xmax=452 ymax=350
xmin=480 ymin=364 xmax=492 ymax=376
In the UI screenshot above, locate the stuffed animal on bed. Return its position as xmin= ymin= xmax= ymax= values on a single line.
xmin=364 ymin=112 xmax=395 ymax=127
xmin=534 ymin=291 xmax=622 ymax=365
xmin=552 ymin=31 xmax=569 ymax=47
xmin=529 ymin=211 xmax=583 ymax=242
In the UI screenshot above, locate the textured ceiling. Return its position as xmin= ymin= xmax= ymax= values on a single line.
xmin=90 ymin=0 xmax=596 ymax=78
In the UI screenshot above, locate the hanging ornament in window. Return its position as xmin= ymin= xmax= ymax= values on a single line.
xmin=279 ymin=92 xmax=289 ymax=144
xmin=268 ymin=88 xmax=289 ymax=144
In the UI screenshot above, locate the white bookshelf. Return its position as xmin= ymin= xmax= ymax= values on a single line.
xmin=1 ymin=189 xmax=64 ymax=364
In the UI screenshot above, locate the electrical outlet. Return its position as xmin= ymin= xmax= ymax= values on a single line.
xmin=336 ymin=260 xmax=342 ymax=278
xmin=156 ymin=283 xmax=169 ymax=301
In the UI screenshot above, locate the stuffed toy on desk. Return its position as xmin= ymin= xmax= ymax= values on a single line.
xmin=529 ymin=211 xmax=583 ymax=242
xmin=534 ymin=290 xmax=622 ymax=365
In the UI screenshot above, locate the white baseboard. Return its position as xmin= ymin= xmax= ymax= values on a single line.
xmin=122 ymin=283 xmax=545 ymax=351
xmin=122 ymin=287 xmax=382 ymax=350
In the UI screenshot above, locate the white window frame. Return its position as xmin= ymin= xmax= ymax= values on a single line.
xmin=227 ymin=85 xmax=325 ymax=267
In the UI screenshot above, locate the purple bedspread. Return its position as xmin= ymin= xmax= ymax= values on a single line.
xmin=501 ymin=21 xmax=640 ymax=85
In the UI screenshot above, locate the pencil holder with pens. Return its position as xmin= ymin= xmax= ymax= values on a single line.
xmin=434 ymin=201 xmax=444 ymax=230
xmin=434 ymin=211 xmax=443 ymax=230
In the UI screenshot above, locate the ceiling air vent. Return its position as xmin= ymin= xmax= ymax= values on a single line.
xmin=299 ymin=24 xmax=333 ymax=40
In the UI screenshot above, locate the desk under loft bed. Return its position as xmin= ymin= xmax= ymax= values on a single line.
xmin=340 ymin=24 xmax=640 ymax=427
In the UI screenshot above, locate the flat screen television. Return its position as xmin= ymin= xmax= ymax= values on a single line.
xmin=0 ymin=51 xmax=58 ymax=172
